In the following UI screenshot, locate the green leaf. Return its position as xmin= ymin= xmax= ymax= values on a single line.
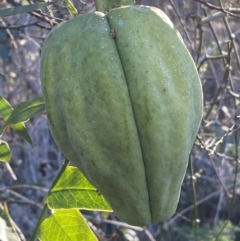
xmin=0 ymin=96 xmax=13 ymax=119
xmin=0 ymin=140 xmax=11 ymax=162
xmin=11 ymin=122 xmax=33 ymax=146
xmin=38 ymin=209 xmax=98 ymax=241
xmin=2 ymin=94 xmax=45 ymax=127
xmin=63 ymin=0 xmax=78 ymax=16
xmin=0 ymin=2 xmax=56 ymax=18
xmin=46 ymin=166 xmax=112 ymax=211
xmin=0 ymin=96 xmax=33 ymax=145
xmin=0 ymin=204 xmax=21 ymax=241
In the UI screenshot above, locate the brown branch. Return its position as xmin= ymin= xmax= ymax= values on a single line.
xmin=0 ymin=22 xmax=39 ymax=29
xmin=193 ymin=0 xmax=240 ymax=19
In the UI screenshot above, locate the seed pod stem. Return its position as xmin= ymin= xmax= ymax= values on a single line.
xmin=94 ymin=0 xmax=105 ymax=12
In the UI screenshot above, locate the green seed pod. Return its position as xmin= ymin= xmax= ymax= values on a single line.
xmin=40 ymin=5 xmax=203 ymax=226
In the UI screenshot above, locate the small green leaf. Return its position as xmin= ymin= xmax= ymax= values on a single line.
xmin=0 ymin=204 xmax=21 ymax=241
xmin=63 ymin=0 xmax=78 ymax=16
xmin=38 ymin=209 xmax=98 ymax=241
xmin=0 ymin=96 xmax=13 ymax=119
xmin=0 ymin=2 xmax=56 ymax=18
xmin=0 ymin=96 xmax=33 ymax=145
xmin=46 ymin=166 xmax=112 ymax=211
xmin=0 ymin=140 xmax=11 ymax=162
xmin=3 ymin=94 xmax=45 ymax=127
xmin=11 ymin=122 xmax=33 ymax=146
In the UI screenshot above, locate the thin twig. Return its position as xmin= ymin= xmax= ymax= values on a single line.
xmin=193 ymin=0 xmax=240 ymax=19
xmin=0 ymin=22 xmax=39 ymax=29
xmin=6 ymin=189 xmax=44 ymax=209
xmin=168 ymin=0 xmax=194 ymax=54
xmin=164 ymin=183 xmax=239 ymax=228
xmin=0 ymin=184 xmax=48 ymax=193
xmin=5 ymin=162 xmax=17 ymax=180
xmin=190 ymin=157 xmax=199 ymax=241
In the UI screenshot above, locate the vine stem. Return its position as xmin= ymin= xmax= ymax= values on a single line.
xmin=29 ymin=159 xmax=70 ymax=241
xmin=94 ymin=0 xmax=105 ymax=12
xmin=48 ymin=159 xmax=70 ymax=190
xmin=29 ymin=204 xmax=48 ymax=241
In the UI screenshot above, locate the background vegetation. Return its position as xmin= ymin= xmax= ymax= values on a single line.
xmin=0 ymin=0 xmax=240 ymax=240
